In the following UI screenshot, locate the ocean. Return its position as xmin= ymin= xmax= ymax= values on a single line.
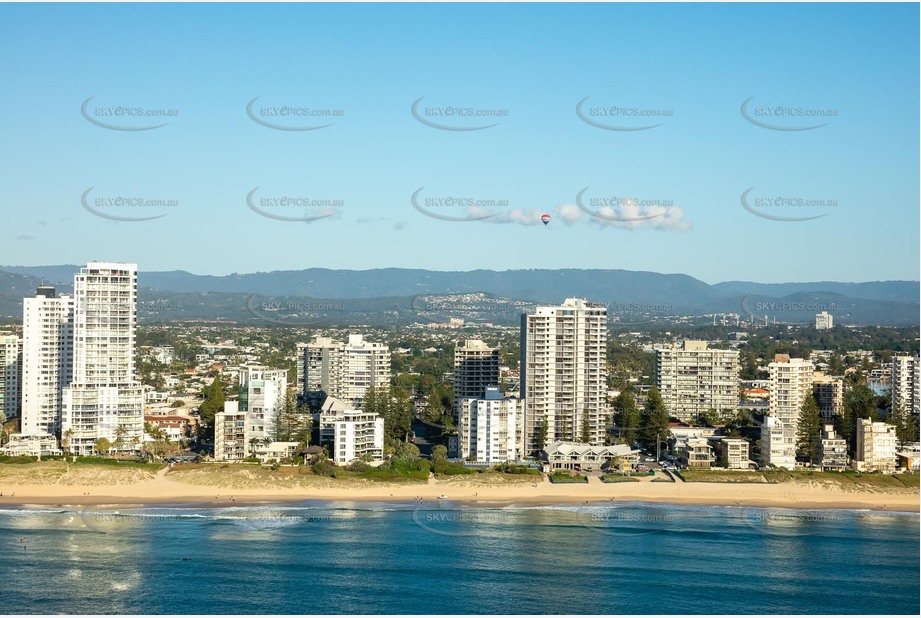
xmin=0 ymin=501 xmax=917 ymax=614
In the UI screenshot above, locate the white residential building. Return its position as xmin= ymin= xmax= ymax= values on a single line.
xmin=815 ymin=311 xmax=834 ymax=330
xmin=541 ymin=441 xmax=638 ymax=471
xmin=521 ymin=298 xmax=608 ymax=453
xmin=816 ymin=424 xmax=848 ymax=471
xmin=761 ymin=415 xmax=796 ymax=469
xmin=1 ymin=432 xmax=61 ymax=457
xmin=891 ymin=354 xmax=919 ymax=416
xmin=319 ymin=406 xmax=384 ymax=464
xmin=21 ymin=286 xmax=74 ymax=435
xmin=855 ymin=418 xmax=898 ymax=473
xmin=297 ymin=334 xmax=391 ymax=409
xmin=0 ymin=333 xmax=21 ymax=420
xmin=769 ymin=355 xmax=815 ymax=427
xmin=214 ymin=400 xmax=248 ymax=461
xmin=654 ymin=340 xmax=740 ymax=422
xmin=61 ymin=264 xmax=144 ymax=455
xmin=239 ymin=366 xmax=287 ymax=443
xmin=720 ymin=438 xmax=751 ymax=469
xmin=458 ymin=386 xmax=519 ymax=464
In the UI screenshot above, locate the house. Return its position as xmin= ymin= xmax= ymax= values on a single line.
xmin=540 ymin=442 xmax=639 ymax=472
xmin=680 ymin=439 xmax=714 ymax=469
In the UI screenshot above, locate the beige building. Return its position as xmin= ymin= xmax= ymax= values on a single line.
xmin=453 ymin=339 xmax=500 ymax=404
xmin=297 ymin=334 xmax=391 ymax=409
xmin=521 ymin=298 xmax=608 ymax=452
xmin=855 ymin=418 xmax=897 ymax=473
xmin=815 ymin=311 xmax=834 ymax=330
xmin=319 ymin=402 xmax=384 ymax=464
xmin=769 ymin=355 xmax=815 ymax=427
xmin=812 ymin=373 xmax=844 ymax=421
xmin=655 ymin=340 xmax=740 ymax=423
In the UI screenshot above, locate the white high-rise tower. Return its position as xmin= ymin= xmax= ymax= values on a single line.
xmin=62 ymin=262 xmax=143 ymax=455
xmin=21 ymin=285 xmax=74 ymax=436
xmin=520 ymin=298 xmax=608 ymax=453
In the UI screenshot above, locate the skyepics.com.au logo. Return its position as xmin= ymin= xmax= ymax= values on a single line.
xmin=411 ymin=187 xmax=509 ymax=222
xmin=410 ymin=292 xmax=532 ymax=324
xmin=739 ymin=488 xmax=844 ymax=537
xmin=575 ymin=506 xmax=679 ymax=537
xmin=411 ymin=502 xmax=510 ymax=537
xmin=739 ymin=294 xmax=837 ymax=321
xmin=245 ymin=295 xmax=345 ymax=326
xmin=576 ymin=97 xmax=673 ymax=131
xmin=740 ymin=188 xmax=837 ymax=222
xmin=411 ymin=97 xmax=507 ymax=131
xmin=81 ymin=187 xmax=178 ymax=222
xmin=741 ymin=97 xmax=837 ymax=131
xmin=246 ymin=96 xmax=343 ymax=131
xmin=575 ymin=188 xmax=669 ymax=223
xmin=246 ymin=187 xmax=342 ymax=222
xmin=603 ymin=299 xmax=676 ymax=327
xmin=81 ymin=96 xmax=178 ymax=131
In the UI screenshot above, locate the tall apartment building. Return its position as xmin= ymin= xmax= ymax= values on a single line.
xmin=520 ymin=298 xmax=607 ymax=453
xmin=21 ymin=286 xmax=74 ymax=436
xmin=458 ymin=386 xmax=520 ymax=464
xmin=769 ymin=355 xmax=815 ymax=427
xmin=855 ymin=418 xmax=898 ymax=473
xmin=62 ymin=262 xmax=143 ymax=455
xmin=0 ymin=334 xmax=21 ymax=420
xmin=812 ymin=372 xmax=844 ymax=421
xmin=296 ymin=334 xmax=391 ymax=409
xmin=891 ymin=355 xmax=919 ymax=416
xmin=815 ymin=311 xmax=834 ymax=330
xmin=760 ymin=414 xmax=796 ymax=469
xmin=654 ymin=340 xmax=739 ymax=422
xmin=214 ymin=400 xmax=247 ymax=461
xmin=453 ymin=339 xmax=500 ymax=403
xmin=238 ymin=366 xmax=287 ymax=443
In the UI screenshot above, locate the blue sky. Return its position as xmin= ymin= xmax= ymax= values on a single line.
xmin=0 ymin=2 xmax=917 ymax=283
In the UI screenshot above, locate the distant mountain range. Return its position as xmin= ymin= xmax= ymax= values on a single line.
xmin=0 ymin=265 xmax=917 ymax=327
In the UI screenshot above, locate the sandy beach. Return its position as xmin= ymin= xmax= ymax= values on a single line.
xmin=0 ymin=463 xmax=917 ymax=512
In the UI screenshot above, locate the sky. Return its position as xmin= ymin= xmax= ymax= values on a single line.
xmin=0 ymin=2 xmax=918 ymax=284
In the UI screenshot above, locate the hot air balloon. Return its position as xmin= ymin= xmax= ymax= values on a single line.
xmin=540 ymin=213 xmax=551 ymax=226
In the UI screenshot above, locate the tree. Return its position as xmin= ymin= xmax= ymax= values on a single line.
xmin=197 ymin=375 xmax=226 ymax=443
xmin=796 ymin=394 xmax=822 ymax=464
xmin=112 ymin=424 xmax=128 ymax=454
xmin=579 ymin=409 xmax=591 ymax=444
xmin=613 ymin=390 xmax=640 ymax=446
xmin=94 ymin=437 xmax=112 ymax=456
xmin=0 ymin=411 xmax=7 ymax=447
xmin=838 ymin=383 xmax=876 ymax=456
xmin=535 ymin=417 xmax=549 ymax=454
xmin=431 ymin=444 xmax=448 ymax=472
xmin=639 ymin=387 xmax=670 ymax=454
xmin=393 ymin=441 xmax=420 ymax=461
xmin=888 ymin=403 xmax=919 ymax=449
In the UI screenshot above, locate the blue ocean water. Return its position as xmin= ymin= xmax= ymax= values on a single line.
xmin=0 ymin=501 xmax=917 ymax=614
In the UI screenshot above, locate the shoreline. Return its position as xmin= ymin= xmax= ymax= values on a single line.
xmin=1 ymin=480 xmax=917 ymax=513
